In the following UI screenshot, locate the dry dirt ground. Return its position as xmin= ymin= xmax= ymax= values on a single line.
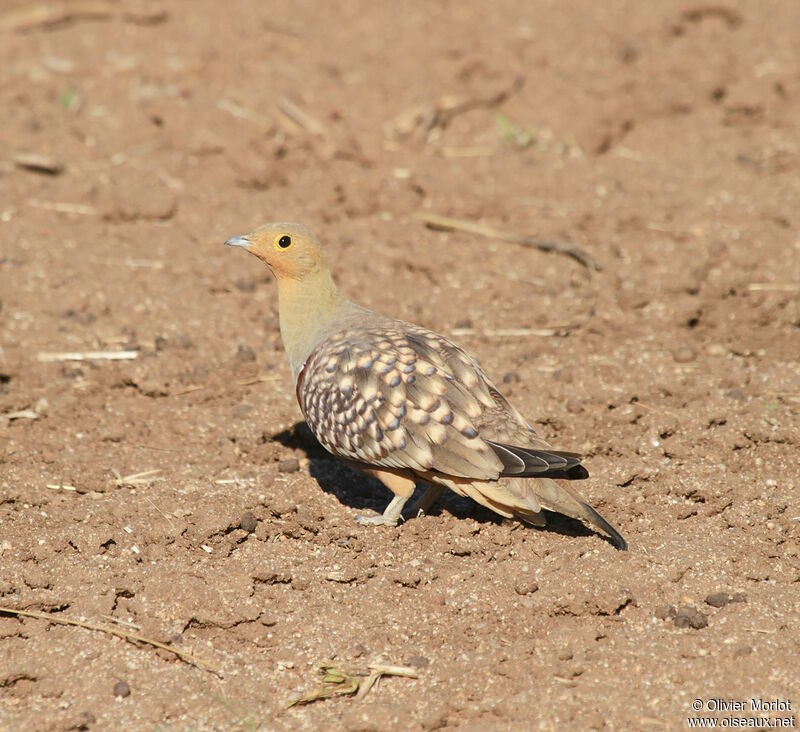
xmin=1 ymin=1 xmax=799 ymax=730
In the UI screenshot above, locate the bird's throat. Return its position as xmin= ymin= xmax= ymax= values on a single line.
xmin=277 ymin=269 xmax=346 ymax=383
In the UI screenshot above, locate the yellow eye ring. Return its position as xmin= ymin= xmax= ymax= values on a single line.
xmin=275 ymin=234 xmax=292 ymax=250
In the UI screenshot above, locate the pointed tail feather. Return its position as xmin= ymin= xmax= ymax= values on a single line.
xmin=532 ymin=478 xmax=627 ymax=550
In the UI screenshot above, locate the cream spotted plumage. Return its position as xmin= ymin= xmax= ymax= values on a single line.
xmin=226 ymin=222 xmax=626 ymax=549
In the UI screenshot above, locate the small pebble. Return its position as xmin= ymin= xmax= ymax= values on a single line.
xmin=565 ymin=398 xmax=584 ymax=414
xmin=236 ymin=344 xmax=256 ymax=363
xmin=514 ymin=581 xmax=539 ymax=596
xmin=705 ymin=592 xmax=747 ymax=608
xmin=732 ymin=643 xmax=752 ymax=657
xmin=232 ymin=403 xmax=254 ymax=419
xmin=405 ymin=655 xmax=430 ymax=669
xmin=674 ymin=605 xmax=708 ymax=629
xmin=278 ymin=458 xmax=300 ymax=473
xmin=655 ymin=604 xmax=676 ymax=620
xmin=672 ymin=346 xmax=697 ymax=363
xmin=239 ymin=511 xmax=257 ymax=533
xmin=113 ymin=680 xmax=131 ymax=698
xmin=14 ymin=152 xmax=64 ymax=175
xmin=557 ymin=647 xmax=574 ymax=661
xmin=235 ymin=279 xmax=256 ymax=292
xmin=291 ymin=575 xmax=310 ymax=591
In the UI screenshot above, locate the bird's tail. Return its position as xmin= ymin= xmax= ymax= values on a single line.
xmin=528 ymin=477 xmax=627 ymax=550
xmin=428 ymin=474 xmax=627 ymax=550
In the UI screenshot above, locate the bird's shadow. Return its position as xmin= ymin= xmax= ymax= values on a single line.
xmin=271 ymin=421 xmax=602 ymax=543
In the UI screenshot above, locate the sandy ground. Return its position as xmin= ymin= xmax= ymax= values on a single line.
xmin=1 ymin=1 xmax=799 ymax=729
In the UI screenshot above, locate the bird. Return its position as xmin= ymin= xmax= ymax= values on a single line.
xmin=225 ymin=222 xmax=626 ymax=549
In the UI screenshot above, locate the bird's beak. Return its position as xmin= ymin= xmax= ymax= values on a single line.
xmin=225 ymin=235 xmax=251 ymax=249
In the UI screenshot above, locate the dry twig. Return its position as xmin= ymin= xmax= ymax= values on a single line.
xmin=415 ymin=212 xmax=601 ymax=271
xmin=1 ymin=409 xmax=39 ymax=422
xmin=13 ymin=152 xmax=64 ymax=175
xmin=26 ymin=199 xmax=98 ymax=216
xmin=110 ymin=468 xmax=162 ymax=488
xmin=748 ymin=283 xmax=799 ymax=292
xmin=287 ymin=661 xmax=418 ymax=707
xmin=276 ymin=96 xmax=328 ymax=137
xmin=393 ymin=76 xmax=524 ymax=142
xmin=37 ymin=350 xmax=138 ymax=362
xmin=0 ymin=606 xmax=220 ymax=675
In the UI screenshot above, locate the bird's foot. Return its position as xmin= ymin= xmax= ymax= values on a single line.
xmin=355 ymin=513 xmax=402 ymax=527
xmin=409 ymin=485 xmax=445 ymax=518
xmin=355 ymin=495 xmax=407 ymax=527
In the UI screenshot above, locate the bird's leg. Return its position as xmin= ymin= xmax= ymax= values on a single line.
xmin=410 ymin=484 xmax=445 ymax=517
xmin=355 ymin=468 xmax=416 ymax=527
xmin=355 ymin=494 xmax=408 ymax=526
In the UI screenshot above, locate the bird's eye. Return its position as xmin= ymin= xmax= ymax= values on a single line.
xmin=278 ymin=235 xmax=292 ymax=249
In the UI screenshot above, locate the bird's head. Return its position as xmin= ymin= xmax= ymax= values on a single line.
xmin=225 ymin=222 xmax=325 ymax=281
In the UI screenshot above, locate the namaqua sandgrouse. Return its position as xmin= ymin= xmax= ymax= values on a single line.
xmin=226 ymin=223 xmax=626 ymax=549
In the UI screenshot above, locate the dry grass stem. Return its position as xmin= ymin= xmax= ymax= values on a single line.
xmin=367 ymin=664 xmax=419 ymax=678
xmin=287 ymin=661 xmax=418 ymax=707
xmin=37 ymin=350 xmax=138 ymax=362
xmin=26 ymin=198 xmax=98 ymax=215
xmin=13 ymin=152 xmax=64 ymax=175
xmin=0 ymin=2 xmax=111 ymax=32
xmin=111 ymin=468 xmax=162 ymax=488
xmin=276 ymin=96 xmax=328 ymax=137
xmin=748 ymin=283 xmax=799 ymax=292
xmin=451 ymin=327 xmax=563 ymax=338
xmin=2 ymin=409 xmax=39 ymax=421
xmin=216 ymin=98 xmax=273 ymax=130
xmin=100 ymin=614 xmax=142 ymax=630
xmin=0 ymin=605 xmax=220 ymax=675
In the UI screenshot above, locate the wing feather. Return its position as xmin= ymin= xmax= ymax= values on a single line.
xmin=296 ymin=316 xmax=582 ymax=482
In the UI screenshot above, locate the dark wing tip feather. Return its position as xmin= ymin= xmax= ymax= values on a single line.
xmin=487 ymin=441 xmax=589 ymax=480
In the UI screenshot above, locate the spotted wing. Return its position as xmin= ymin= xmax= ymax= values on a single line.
xmin=296 ymin=317 xmax=586 ymax=480
xmin=296 ymin=320 xmax=509 ymax=479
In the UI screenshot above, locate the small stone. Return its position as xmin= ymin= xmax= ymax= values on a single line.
xmin=732 ymin=643 xmax=752 ymax=657
xmin=278 ymin=458 xmax=300 ymax=474
xmin=565 ymin=398 xmax=584 ymax=414
xmin=232 ymin=403 xmax=254 ymax=419
xmin=173 ymin=334 xmax=194 ymax=349
xmin=265 ymin=494 xmax=297 ymax=517
xmin=14 ymin=152 xmax=64 ymax=175
xmin=726 ymin=388 xmax=744 ymax=401
xmin=405 ymin=655 xmax=430 ymax=669
xmin=557 ymin=647 xmax=574 ymax=661
xmin=239 ymin=511 xmax=257 ymax=533
xmin=235 ymin=279 xmax=256 ymax=292
xmin=390 ymin=570 xmax=421 ymax=588
xmin=705 ymin=592 xmax=746 ymax=608
xmin=672 ymin=346 xmax=697 ymax=363
xmin=236 ymin=344 xmax=256 ymax=363
xmin=674 ymin=605 xmax=708 ymax=629
xmin=655 ymin=604 xmax=677 ymax=621
xmin=291 ymin=575 xmax=310 ymax=591
xmin=326 ymin=570 xmax=357 ymax=583
xmin=113 ymin=680 xmax=131 ymax=698
xmin=514 ymin=581 xmax=539 ymax=596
